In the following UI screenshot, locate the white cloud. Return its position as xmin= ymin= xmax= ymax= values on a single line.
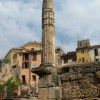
xmin=0 ymin=0 xmax=42 ymax=58
xmin=55 ymin=0 xmax=100 ymax=52
xmin=0 ymin=0 xmax=100 ymax=58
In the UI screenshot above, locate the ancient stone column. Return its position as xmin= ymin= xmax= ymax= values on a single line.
xmin=42 ymin=0 xmax=55 ymax=66
xmin=32 ymin=0 xmax=62 ymax=99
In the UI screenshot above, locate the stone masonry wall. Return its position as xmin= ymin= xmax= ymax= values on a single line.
xmin=60 ymin=61 xmax=100 ymax=100
xmin=0 ymin=64 xmax=12 ymax=81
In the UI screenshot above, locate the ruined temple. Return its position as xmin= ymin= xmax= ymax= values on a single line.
xmin=32 ymin=0 xmax=100 ymax=100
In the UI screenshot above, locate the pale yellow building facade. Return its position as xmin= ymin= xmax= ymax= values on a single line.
xmin=76 ymin=47 xmax=90 ymax=64
xmin=76 ymin=39 xmax=90 ymax=64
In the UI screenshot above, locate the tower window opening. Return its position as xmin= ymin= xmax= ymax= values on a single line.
xmin=82 ymin=58 xmax=85 ymax=63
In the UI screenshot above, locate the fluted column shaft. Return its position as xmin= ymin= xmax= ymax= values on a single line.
xmin=42 ymin=0 xmax=55 ymax=66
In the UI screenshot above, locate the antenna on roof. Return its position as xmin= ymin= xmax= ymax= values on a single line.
xmin=77 ymin=33 xmax=79 ymax=41
xmin=60 ymin=41 xmax=64 ymax=50
xmin=56 ymin=40 xmax=64 ymax=50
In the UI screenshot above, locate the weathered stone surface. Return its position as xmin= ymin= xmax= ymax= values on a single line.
xmin=95 ymin=71 xmax=100 ymax=79
xmin=32 ymin=63 xmax=57 ymax=77
xmin=61 ymin=73 xmax=82 ymax=81
xmin=38 ymin=72 xmax=62 ymax=100
xmin=61 ymin=62 xmax=100 ymax=100
xmin=0 ymin=64 xmax=13 ymax=82
xmin=32 ymin=63 xmax=62 ymax=99
xmin=59 ymin=61 xmax=100 ymax=74
xmin=39 ymin=74 xmax=57 ymax=87
xmin=32 ymin=0 xmax=62 ymax=99
xmin=38 ymin=88 xmax=48 ymax=100
xmin=42 ymin=0 xmax=55 ymax=65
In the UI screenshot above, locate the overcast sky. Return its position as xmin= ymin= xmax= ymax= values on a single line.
xmin=0 ymin=0 xmax=100 ymax=58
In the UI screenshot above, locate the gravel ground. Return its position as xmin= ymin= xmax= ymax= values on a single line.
xmin=19 ymin=97 xmax=38 ymax=100
xmin=3 ymin=97 xmax=38 ymax=100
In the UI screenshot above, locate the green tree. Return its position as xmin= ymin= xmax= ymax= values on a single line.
xmin=0 ymin=76 xmax=20 ymax=97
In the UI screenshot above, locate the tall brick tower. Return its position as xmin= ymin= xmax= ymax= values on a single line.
xmin=42 ymin=0 xmax=55 ymax=66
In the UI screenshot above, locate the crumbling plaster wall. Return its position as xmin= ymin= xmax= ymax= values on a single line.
xmin=60 ymin=61 xmax=100 ymax=100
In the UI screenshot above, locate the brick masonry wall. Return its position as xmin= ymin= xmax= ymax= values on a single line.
xmin=60 ymin=61 xmax=100 ymax=100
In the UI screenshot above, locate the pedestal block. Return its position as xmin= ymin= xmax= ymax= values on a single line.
xmin=32 ymin=63 xmax=62 ymax=100
xmin=38 ymin=74 xmax=62 ymax=100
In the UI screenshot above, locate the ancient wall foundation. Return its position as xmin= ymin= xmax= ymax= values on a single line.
xmin=59 ymin=61 xmax=100 ymax=100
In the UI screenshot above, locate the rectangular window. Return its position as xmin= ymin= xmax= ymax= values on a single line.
xmin=96 ymin=59 xmax=99 ymax=61
xmin=79 ymin=43 xmax=82 ymax=48
xmin=82 ymin=58 xmax=85 ymax=63
xmin=78 ymin=58 xmax=81 ymax=63
xmin=32 ymin=75 xmax=36 ymax=81
xmin=22 ymin=62 xmax=29 ymax=69
xmin=94 ymin=49 xmax=98 ymax=56
xmin=33 ymin=52 xmax=37 ymax=61
xmin=22 ymin=75 xmax=26 ymax=84
xmin=64 ymin=58 xmax=68 ymax=64
xmin=81 ymin=49 xmax=84 ymax=53
xmin=23 ymin=53 xmax=29 ymax=61
xmin=79 ymin=58 xmax=81 ymax=61
xmin=13 ymin=54 xmax=17 ymax=59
